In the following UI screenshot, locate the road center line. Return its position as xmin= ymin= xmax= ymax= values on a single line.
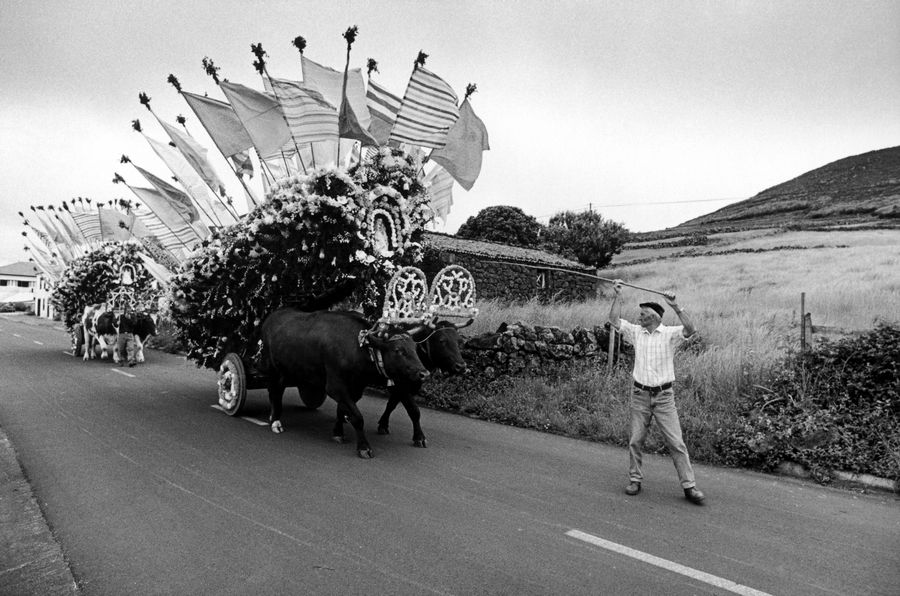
xmin=210 ymin=404 xmax=269 ymax=426
xmin=110 ymin=368 xmax=136 ymax=378
xmin=33 ymin=340 xmax=44 ymax=345
xmin=565 ymin=529 xmax=773 ymax=596
xmin=13 ymin=333 xmax=22 ymax=338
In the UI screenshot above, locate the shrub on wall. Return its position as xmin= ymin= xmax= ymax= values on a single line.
xmin=716 ymin=323 xmax=900 ymax=481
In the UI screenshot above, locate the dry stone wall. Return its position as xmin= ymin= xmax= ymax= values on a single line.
xmin=460 ymin=321 xmax=627 ymax=378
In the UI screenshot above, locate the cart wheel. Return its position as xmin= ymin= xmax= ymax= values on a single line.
xmin=217 ymin=353 xmax=247 ymax=416
xmin=298 ymin=390 xmax=326 ymax=410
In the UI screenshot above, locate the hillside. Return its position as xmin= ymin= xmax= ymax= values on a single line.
xmin=640 ymin=146 xmax=900 ymax=240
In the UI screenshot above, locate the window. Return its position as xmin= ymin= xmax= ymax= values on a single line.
xmin=536 ymin=271 xmax=547 ymax=289
xmin=17 ymin=281 xmax=30 ymax=288
xmin=0 ymin=280 xmax=8 ymax=286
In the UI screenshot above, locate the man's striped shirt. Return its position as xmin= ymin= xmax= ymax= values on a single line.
xmin=617 ymin=320 xmax=687 ymax=386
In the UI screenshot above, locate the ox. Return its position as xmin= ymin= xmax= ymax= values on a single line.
xmin=259 ymin=308 xmax=430 ymax=458
xmin=115 ymin=311 xmax=158 ymax=365
xmin=81 ymin=305 xmax=118 ymax=361
xmin=374 ymin=319 xmax=471 ymax=447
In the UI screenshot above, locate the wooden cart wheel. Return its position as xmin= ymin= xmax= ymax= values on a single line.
xmin=217 ymin=353 xmax=247 ymax=416
xmin=298 ymin=390 xmax=326 ymax=410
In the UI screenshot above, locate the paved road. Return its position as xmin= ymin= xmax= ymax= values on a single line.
xmin=1 ymin=313 xmax=898 ymax=595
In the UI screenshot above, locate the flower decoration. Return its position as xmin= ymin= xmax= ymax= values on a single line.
xmin=51 ymin=241 xmax=158 ymax=328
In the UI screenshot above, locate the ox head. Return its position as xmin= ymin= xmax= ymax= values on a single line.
xmin=409 ymin=318 xmax=472 ymax=375
xmin=365 ymin=324 xmax=430 ymax=392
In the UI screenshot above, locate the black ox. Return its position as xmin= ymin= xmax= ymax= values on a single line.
xmin=372 ymin=319 xmax=471 ymax=447
xmin=259 ymin=308 xmax=430 ymax=458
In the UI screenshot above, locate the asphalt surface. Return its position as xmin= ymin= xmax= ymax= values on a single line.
xmin=1 ymin=312 xmax=899 ymax=595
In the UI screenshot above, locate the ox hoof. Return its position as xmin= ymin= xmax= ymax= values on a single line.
xmin=332 ymin=436 xmax=346 ymax=444
xmin=357 ymin=449 xmax=374 ymax=459
xmin=377 ymin=426 xmax=390 ymax=435
xmin=271 ymin=421 xmax=283 ymax=434
xmin=413 ymin=438 xmax=428 ymax=448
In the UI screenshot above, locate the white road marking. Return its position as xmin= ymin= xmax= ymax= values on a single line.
xmin=566 ymin=529 xmax=773 ymax=596
xmin=12 ymin=333 xmax=21 ymax=338
xmin=210 ymin=404 xmax=269 ymax=426
xmin=33 ymin=340 xmax=43 ymax=345
xmin=110 ymin=368 xmax=136 ymax=378
xmin=63 ymin=351 xmax=74 ymax=356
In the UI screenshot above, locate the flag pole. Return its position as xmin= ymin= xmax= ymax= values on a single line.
xmin=168 ymin=74 xmax=260 ymax=210
xmin=251 ymin=43 xmax=308 ymax=175
xmin=291 ymin=36 xmax=319 ymax=170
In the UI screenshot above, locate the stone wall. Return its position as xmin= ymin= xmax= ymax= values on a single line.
xmin=460 ymin=321 xmax=627 ymax=379
xmin=421 ymin=251 xmax=597 ymax=303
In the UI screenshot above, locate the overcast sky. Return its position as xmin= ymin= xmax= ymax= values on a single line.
xmin=2 ymin=0 xmax=898 ymax=266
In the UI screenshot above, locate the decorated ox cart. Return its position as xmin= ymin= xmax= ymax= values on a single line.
xmin=215 ymin=263 xmax=478 ymax=417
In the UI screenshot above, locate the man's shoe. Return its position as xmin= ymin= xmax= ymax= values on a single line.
xmin=625 ymin=482 xmax=641 ymax=496
xmin=684 ymin=487 xmax=705 ymax=505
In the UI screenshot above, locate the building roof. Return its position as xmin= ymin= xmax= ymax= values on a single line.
xmin=0 ymin=262 xmax=40 ymax=277
xmin=422 ymin=232 xmax=595 ymax=272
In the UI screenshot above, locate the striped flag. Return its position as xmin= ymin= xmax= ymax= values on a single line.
xmin=160 ymin=120 xmax=228 ymax=197
xmin=366 ymin=80 xmax=402 ymax=146
xmin=389 ymin=66 xmax=459 ymax=149
xmin=70 ymin=212 xmax=102 ymax=243
xmin=264 ymin=77 xmax=339 ymax=146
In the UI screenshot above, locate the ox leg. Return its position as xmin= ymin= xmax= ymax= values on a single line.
xmin=377 ymin=390 xmax=401 ymax=435
xmin=331 ymin=392 xmax=372 ymax=459
xmin=396 ymin=390 xmax=427 ymax=448
xmin=83 ymin=332 xmax=91 ymax=361
xmin=332 ymin=403 xmax=349 ymax=444
xmin=267 ymin=381 xmax=286 ymax=434
xmin=134 ymin=335 xmax=145 ymax=363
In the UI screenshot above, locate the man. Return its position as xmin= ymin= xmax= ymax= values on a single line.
xmin=608 ymin=280 xmax=706 ymax=505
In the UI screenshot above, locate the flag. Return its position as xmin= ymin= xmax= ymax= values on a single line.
xmin=98 ymin=208 xmax=137 ymax=242
xmin=160 ymin=120 xmax=228 ymax=196
xmin=133 ymin=166 xmax=209 ymax=240
xmin=181 ymin=91 xmax=254 ymax=158
xmin=144 ymin=136 xmax=235 ymax=226
xmin=264 ymin=77 xmax=338 ymax=145
xmin=136 ymin=252 xmax=174 ymax=284
xmin=366 ymin=79 xmax=401 ymax=146
xmin=70 ymin=211 xmax=102 ymax=243
xmin=389 ymin=66 xmax=459 ymax=148
xmin=129 ymin=186 xmax=200 ymax=254
xmin=219 ymin=81 xmax=292 ymax=158
xmin=429 ymin=99 xmax=490 ymax=191
xmin=425 ymin=164 xmax=454 ymax=222
xmin=301 ymin=55 xmax=370 ymax=129
xmin=230 ymin=150 xmax=254 ymax=179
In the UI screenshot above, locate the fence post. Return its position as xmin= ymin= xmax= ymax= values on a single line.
xmin=800 ymin=292 xmax=806 ymax=351
xmin=607 ymin=326 xmax=615 ymax=373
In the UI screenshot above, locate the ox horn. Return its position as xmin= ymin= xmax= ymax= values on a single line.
xmin=453 ymin=318 xmax=475 ymax=329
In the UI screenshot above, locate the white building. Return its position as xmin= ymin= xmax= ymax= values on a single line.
xmin=0 ymin=261 xmax=54 ymax=318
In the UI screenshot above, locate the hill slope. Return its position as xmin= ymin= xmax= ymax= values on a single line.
xmin=676 ymin=146 xmax=900 ymax=232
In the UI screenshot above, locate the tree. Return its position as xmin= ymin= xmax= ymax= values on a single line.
xmin=456 ymin=205 xmax=542 ymax=248
xmin=541 ymin=210 xmax=629 ymax=269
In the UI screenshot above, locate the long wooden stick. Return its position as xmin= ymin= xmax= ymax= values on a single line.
xmin=482 ymin=260 xmax=672 ymax=297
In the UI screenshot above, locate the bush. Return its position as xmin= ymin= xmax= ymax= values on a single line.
xmin=716 ymin=323 xmax=900 ymax=481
